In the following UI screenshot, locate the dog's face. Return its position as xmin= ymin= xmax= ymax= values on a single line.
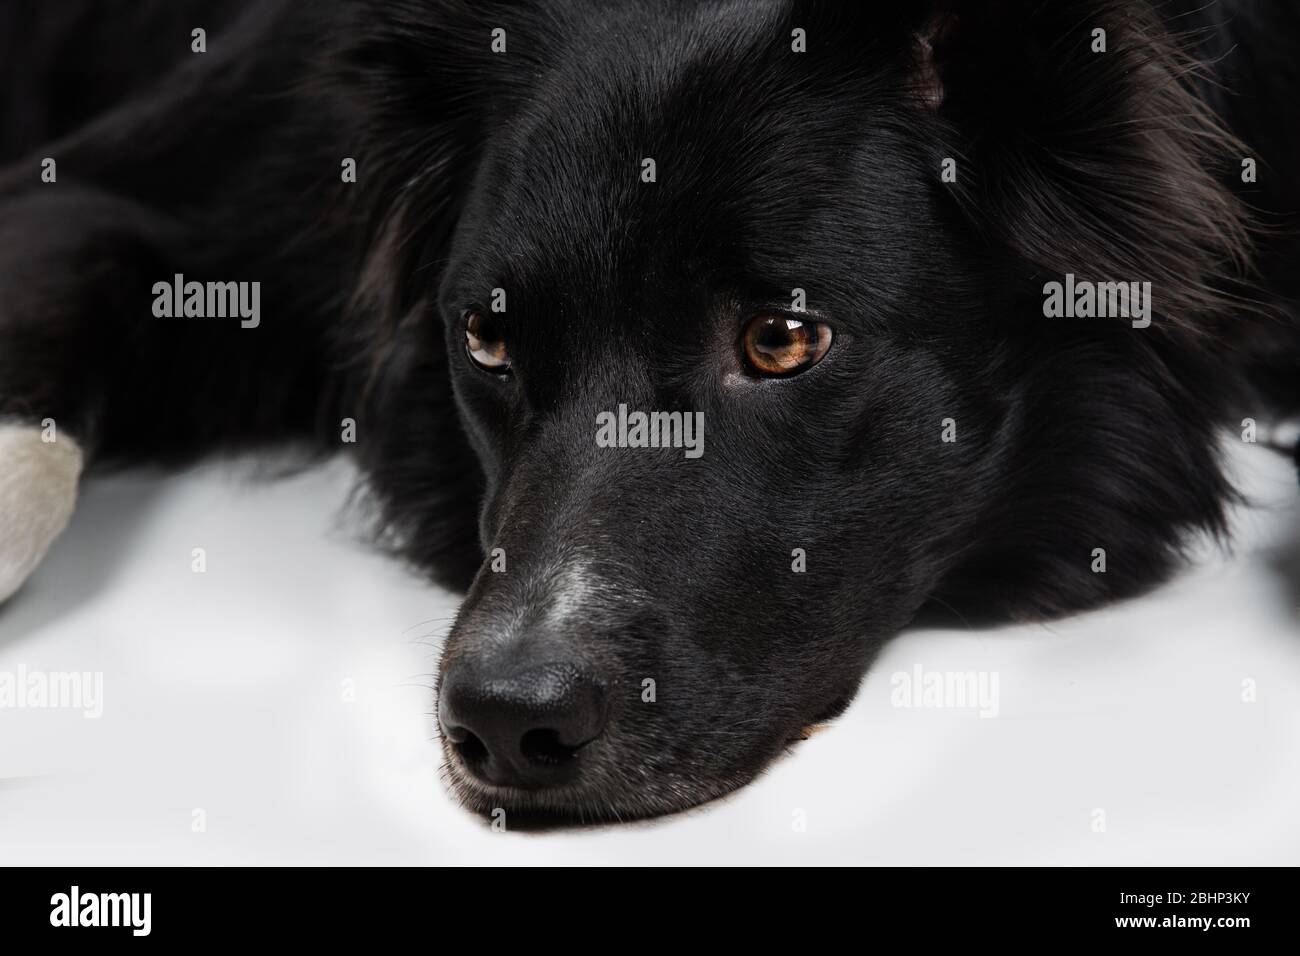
xmin=349 ymin=0 xmax=1246 ymax=820
xmin=429 ymin=2 xmax=995 ymax=820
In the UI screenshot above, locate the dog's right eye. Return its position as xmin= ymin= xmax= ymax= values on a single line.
xmin=465 ymin=310 xmax=510 ymax=373
xmin=741 ymin=313 xmax=832 ymax=377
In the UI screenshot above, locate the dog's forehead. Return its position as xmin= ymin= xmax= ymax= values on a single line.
xmin=441 ymin=4 xmax=940 ymax=337
xmin=460 ymin=28 xmax=888 ymax=272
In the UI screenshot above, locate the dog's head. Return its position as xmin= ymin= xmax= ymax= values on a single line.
xmin=341 ymin=0 xmax=1251 ymax=820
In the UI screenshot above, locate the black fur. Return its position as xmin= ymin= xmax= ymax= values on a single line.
xmin=1 ymin=0 xmax=1296 ymax=821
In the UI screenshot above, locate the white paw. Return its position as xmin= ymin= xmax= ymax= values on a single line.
xmin=0 ymin=424 xmax=83 ymax=604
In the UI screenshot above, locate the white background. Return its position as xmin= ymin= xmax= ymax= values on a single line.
xmin=2 ymin=441 xmax=1297 ymax=865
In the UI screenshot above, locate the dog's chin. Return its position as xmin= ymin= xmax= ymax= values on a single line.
xmin=438 ymin=740 xmax=762 ymax=827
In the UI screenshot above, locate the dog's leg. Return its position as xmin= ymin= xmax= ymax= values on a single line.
xmin=0 ymin=186 xmax=183 ymax=604
xmin=0 ymin=424 xmax=83 ymax=603
xmin=0 ymin=4 xmax=358 ymax=603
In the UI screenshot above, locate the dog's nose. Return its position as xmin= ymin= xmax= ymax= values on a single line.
xmin=439 ymin=660 xmax=608 ymax=788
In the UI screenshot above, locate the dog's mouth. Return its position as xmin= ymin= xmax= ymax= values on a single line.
xmin=440 ymin=759 xmax=621 ymax=828
xmin=438 ymin=736 xmax=620 ymax=826
xmin=440 ymin=741 xmax=757 ymax=826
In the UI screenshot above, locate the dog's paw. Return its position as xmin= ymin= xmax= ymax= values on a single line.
xmin=0 ymin=424 xmax=83 ymax=604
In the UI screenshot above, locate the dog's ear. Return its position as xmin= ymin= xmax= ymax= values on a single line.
xmin=909 ymin=0 xmax=1254 ymax=335
xmin=324 ymin=1 xmax=518 ymax=589
xmin=328 ymin=0 xmax=535 ymax=328
xmin=333 ymin=0 xmax=533 ymax=133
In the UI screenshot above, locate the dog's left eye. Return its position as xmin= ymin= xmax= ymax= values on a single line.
xmin=465 ymin=310 xmax=511 ymax=373
xmin=742 ymin=314 xmax=832 ymax=377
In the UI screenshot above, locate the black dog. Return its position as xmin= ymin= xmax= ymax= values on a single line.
xmin=1 ymin=0 xmax=1297 ymax=821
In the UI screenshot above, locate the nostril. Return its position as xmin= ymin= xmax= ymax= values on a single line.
xmin=451 ymin=728 xmax=489 ymax=767
xmin=520 ymin=727 xmax=583 ymax=766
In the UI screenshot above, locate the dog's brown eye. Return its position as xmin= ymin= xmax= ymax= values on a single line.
xmin=742 ymin=314 xmax=832 ymax=377
xmin=465 ymin=310 xmax=510 ymax=372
